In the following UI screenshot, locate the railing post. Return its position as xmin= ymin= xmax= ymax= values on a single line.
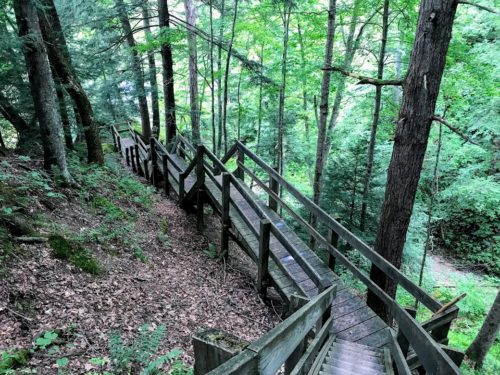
xmin=135 ymin=144 xmax=143 ymax=176
xmin=162 ymin=154 xmax=170 ymax=196
xmin=150 ymin=138 xmax=159 ymax=188
xmin=125 ymin=147 xmax=130 ymax=166
xmin=221 ymin=173 xmax=231 ymax=259
xmin=235 ymin=145 xmax=245 ymax=181
xmin=130 ymin=146 xmax=136 ymax=172
xmin=196 ymin=145 xmax=205 ymax=231
xmin=326 ymin=227 xmax=339 ymax=272
xmin=111 ymin=127 xmax=117 ymax=151
xmin=318 ymin=279 xmax=332 ymax=325
xmin=269 ymin=166 xmax=279 ymax=212
xmin=117 ymin=134 xmax=122 ymax=156
xmin=257 ymin=219 xmax=271 ymax=297
xmin=284 ymin=294 xmax=309 ymax=375
xmin=397 ymin=307 xmax=417 ymax=358
xmin=143 ymin=159 xmax=149 ymax=181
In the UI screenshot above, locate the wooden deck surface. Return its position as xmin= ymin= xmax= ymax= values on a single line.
xmin=119 ymin=139 xmax=392 ymax=349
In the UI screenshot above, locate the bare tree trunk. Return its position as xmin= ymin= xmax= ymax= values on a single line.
xmin=256 ymin=44 xmax=264 ymax=153
xmin=217 ymin=0 xmax=225 ymax=154
xmin=276 ymin=2 xmax=292 ymax=177
xmin=366 ymin=0 xmax=459 ymax=324
xmin=0 ymin=92 xmax=39 ymax=151
xmin=359 ymin=0 xmax=390 ymax=232
xmin=221 ymin=0 xmax=239 ymax=153
xmin=184 ymin=0 xmax=200 ymax=143
xmin=54 ymin=79 xmax=73 ymax=149
xmin=116 ymin=0 xmax=151 ymax=140
xmin=310 ymin=0 xmax=336 ymax=249
xmin=38 ymin=0 xmax=103 ymax=164
xmin=142 ymin=2 xmax=160 ymax=139
xmin=159 ymin=0 xmax=177 ymax=144
xmin=466 ymin=291 xmax=500 ymax=370
xmin=209 ymin=0 xmax=216 ymax=151
xmin=14 ymin=0 xmax=72 ymax=182
xmin=236 ymin=69 xmax=242 ymax=139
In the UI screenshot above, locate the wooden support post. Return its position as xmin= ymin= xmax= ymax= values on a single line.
xmin=195 ymin=145 xmax=205 ymax=230
xmin=143 ymin=159 xmax=149 ymax=181
xmin=197 ymin=188 xmax=205 ymax=232
xmin=326 ymin=228 xmax=339 ymax=272
xmin=269 ymin=166 xmax=279 ymax=212
xmin=162 ymin=154 xmax=170 ymax=196
xmin=111 ymin=127 xmax=117 ymax=151
xmin=257 ymin=219 xmax=271 ymax=296
xmin=125 ymin=147 xmax=130 ymax=166
xmin=135 ymin=144 xmax=142 ymax=176
xmin=179 ymin=175 xmax=185 ymax=206
xmin=150 ymin=138 xmax=159 ymax=187
xmin=193 ymin=328 xmax=249 ymax=375
xmin=318 ymin=279 xmax=333 ymax=325
xmin=117 ymin=134 xmax=122 ymax=156
xmin=130 ymin=146 xmax=136 ymax=172
xmin=284 ymin=294 xmax=309 ymax=375
xmin=235 ymin=146 xmax=245 ymax=181
xmin=221 ymin=173 xmax=231 ymax=259
xmin=397 ymin=307 xmax=417 ymax=358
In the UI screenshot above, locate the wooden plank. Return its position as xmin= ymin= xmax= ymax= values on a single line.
xmin=331 ymin=296 xmax=365 ymax=319
xmin=331 ymin=306 xmax=376 ymax=334
xmin=336 ymin=315 xmax=387 ymax=342
xmin=356 ymin=327 xmax=393 ymax=348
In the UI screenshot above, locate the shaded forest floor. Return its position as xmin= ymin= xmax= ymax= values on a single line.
xmin=0 ymin=149 xmax=280 ymax=374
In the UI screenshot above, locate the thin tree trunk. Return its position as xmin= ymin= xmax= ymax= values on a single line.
xmin=14 ymin=0 xmax=72 ymax=182
xmin=0 ymin=92 xmax=39 ymax=151
xmin=359 ymin=0 xmax=390 ymax=232
xmin=276 ymin=2 xmax=292 ymax=178
xmin=349 ymin=152 xmax=360 ymax=224
xmin=209 ymin=0 xmax=216 ymax=151
xmin=38 ymin=0 xmax=103 ymax=164
xmin=236 ymin=69 xmax=242 ymax=140
xmin=310 ymin=0 xmax=336 ymax=249
xmin=217 ymin=0 xmax=225 ymax=154
xmin=159 ymin=0 xmax=177 ymax=144
xmin=466 ymin=291 xmax=500 ymax=370
xmin=142 ymin=3 xmax=160 ymax=139
xmin=366 ymin=0 xmax=459 ymax=324
xmin=54 ymin=79 xmax=73 ymax=149
xmin=0 ymin=128 xmax=5 ymax=149
xmin=116 ymin=0 xmax=151 ymax=140
xmin=256 ymin=44 xmax=264 ymax=153
xmin=221 ymin=0 xmax=239 ymax=153
xmin=184 ymin=0 xmax=200 ymax=143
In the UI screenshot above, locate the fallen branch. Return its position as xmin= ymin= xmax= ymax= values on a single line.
xmin=2 ymin=305 xmax=34 ymax=322
xmin=324 ymin=65 xmax=403 ymax=86
xmin=433 ymin=293 xmax=467 ymax=316
xmin=432 ymin=115 xmax=478 ymax=145
xmin=458 ymin=1 xmax=499 ymax=13
xmin=15 ymin=236 xmax=49 ymax=243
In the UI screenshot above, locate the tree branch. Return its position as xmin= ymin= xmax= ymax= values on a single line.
xmin=457 ymin=1 xmax=499 ymax=14
xmin=432 ymin=115 xmax=478 ymax=145
xmin=324 ymin=65 xmax=403 ymax=86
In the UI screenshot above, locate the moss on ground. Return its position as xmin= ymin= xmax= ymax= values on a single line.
xmin=48 ymin=235 xmax=104 ymax=275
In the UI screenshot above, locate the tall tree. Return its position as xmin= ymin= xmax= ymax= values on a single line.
xmin=209 ymin=0 xmax=216 ymax=151
xmin=54 ymin=78 xmax=73 ymax=149
xmin=116 ymin=0 xmax=151 ymax=140
xmin=366 ymin=0 xmax=459 ymax=323
xmin=310 ymin=0 xmax=336 ymax=249
xmin=184 ymin=0 xmax=200 ymax=143
xmin=466 ymin=290 xmax=500 ymax=370
xmin=216 ymin=0 xmax=225 ymax=154
xmin=221 ymin=0 xmax=239 ymax=152
xmin=14 ymin=0 xmax=72 ymax=182
xmin=38 ymin=0 xmax=103 ymax=164
xmin=158 ymin=0 xmax=177 ymax=143
xmin=142 ymin=2 xmax=160 ymax=139
xmin=359 ymin=0 xmax=390 ymax=231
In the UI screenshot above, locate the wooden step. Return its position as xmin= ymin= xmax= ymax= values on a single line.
xmin=326 ymin=349 xmax=384 ymax=364
xmin=334 ymin=338 xmax=385 ymax=353
xmin=324 ymin=355 xmax=386 ymax=372
xmin=319 ymin=362 xmax=386 ymax=375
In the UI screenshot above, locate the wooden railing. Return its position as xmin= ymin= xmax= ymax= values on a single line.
xmin=207 ymin=285 xmax=337 ymax=375
xmin=110 ymin=127 xmax=462 ymax=374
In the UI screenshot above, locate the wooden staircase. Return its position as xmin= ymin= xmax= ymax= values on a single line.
xmin=110 ymin=125 xmax=465 ymax=374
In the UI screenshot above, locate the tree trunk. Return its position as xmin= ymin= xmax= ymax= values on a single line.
xmin=276 ymin=3 xmax=292 ymax=177
xmin=256 ymin=44 xmax=264 ymax=153
xmin=184 ymin=0 xmax=200 ymax=143
xmin=142 ymin=2 xmax=160 ymax=139
xmin=38 ymin=0 xmax=103 ymax=164
xmin=217 ymin=0 xmax=225 ymax=154
xmin=221 ymin=0 xmax=239 ymax=153
xmin=366 ymin=0 xmax=458 ymax=324
xmin=359 ymin=0 xmax=390 ymax=232
xmin=310 ymin=0 xmax=336 ymax=249
xmin=54 ymin=78 xmax=73 ymax=149
xmin=209 ymin=0 xmax=216 ymax=151
xmin=466 ymin=291 xmax=500 ymax=370
xmin=116 ymin=0 xmax=151 ymax=140
xmin=159 ymin=0 xmax=177 ymax=144
xmin=14 ymin=0 xmax=72 ymax=182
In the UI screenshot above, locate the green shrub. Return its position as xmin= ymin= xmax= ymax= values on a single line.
xmin=0 ymin=349 xmax=30 ymax=374
xmin=48 ymin=235 xmax=104 ymax=275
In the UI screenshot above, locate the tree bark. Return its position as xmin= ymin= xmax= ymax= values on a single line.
xmin=142 ymin=2 xmax=160 ymax=139
xmin=359 ymin=0 xmax=390 ymax=232
xmin=256 ymin=44 xmax=264 ymax=154
xmin=184 ymin=0 xmax=200 ymax=143
xmin=217 ymin=0 xmax=225 ymax=154
xmin=466 ymin=290 xmax=500 ymax=369
xmin=14 ymin=0 xmax=72 ymax=182
xmin=310 ymin=0 xmax=337 ymax=249
xmin=116 ymin=0 xmax=151 ymax=140
xmin=209 ymin=0 xmax=216 ymax=151
xmin=158 ymin=0 xmax=177 ymax=144
xmin=54 ymin=78 xmax=73 ymax=149
xmin=366 ymin=0 xmax=459 ymax=324
xmin=37 ymin=0 xmax=103 ymax=164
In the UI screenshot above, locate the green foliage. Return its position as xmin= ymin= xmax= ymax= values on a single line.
xmin=48 ymin=235 xmax=104 ymax=274
xmin=0 ymin=350 xmax=29 ymax=374
xmin=34 ymin=331 xmax=58 ymax=350
xmin=204 ymin=243 xmax=221 ymax=260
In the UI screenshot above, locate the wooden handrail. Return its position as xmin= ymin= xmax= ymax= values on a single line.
xmin=237 ymin=141 xmax=442 ymax=313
